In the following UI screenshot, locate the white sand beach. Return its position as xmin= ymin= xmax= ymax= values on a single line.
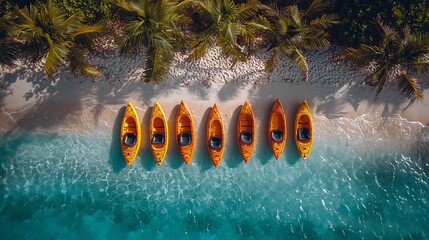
xmin=1 ymin=46 xmax=428 ymax=138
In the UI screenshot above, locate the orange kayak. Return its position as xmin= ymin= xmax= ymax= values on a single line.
xmin=237 ymin=101 xmax=255 ymax=162
xmin=268 ymin=99 xmax=287 ymax=160
xmin=294 ymin=100 xmax=313 ymax=160
xmin=206 ymin=104 xmax=225 ymax=167
xmin=150 ymin=102 xmax=168 ymax=165
xmin=175 ymin=100 xmax=196 ymax=164
xmin=120 ymin=102 xmax=142 ymax=166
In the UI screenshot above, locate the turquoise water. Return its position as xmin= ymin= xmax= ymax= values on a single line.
xmin=1 ymin=115 xmax=428 ymax=239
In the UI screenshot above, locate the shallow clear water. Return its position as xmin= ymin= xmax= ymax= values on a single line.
xmin=1 ymin=115 xmax=428 ymax=239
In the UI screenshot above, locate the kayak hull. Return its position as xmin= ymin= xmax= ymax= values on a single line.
xmin=120 ymin=102 xmax=142 ymax=165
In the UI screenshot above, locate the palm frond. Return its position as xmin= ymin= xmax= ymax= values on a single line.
xmin=309 ymin=14 xmax=338 ymax=29
xmin=367 ymin=63 xmax=391 ymax=95
xmin=111 ymin=0 xmax=135 ymax=14
xmin=397 ymin=74 xmax=423 ymax=101
xmin=374 ymin=16 xmax=396 ymax=40
xmin=0 ymin=42 xmax=17 ymax=66
xmin=287 ymin=49 xmax=309 ymax=80
xmin=14 ymin=8 xmax=43 ymax=42
xmin=119 ymin=18 xmax=147 ymax=55
xmin=73 ymin=23 xmax=105 ymax=48
xmin=303 ymin=0 xmax=330 ymax=20
xmin=286 ymin=5 xmax=301 ymax=26
xmin=193 ymin=0 xmax=217 ymax=18
xmin=410 ymin=61 xmax=429 ymax=73
xmin=246 ymin=16 xmax=272 ymax=31
xmin=237 ymin=24 xmax=256 ymax=47
xmin=188 ymin=27 xmax=216 ymax=61
xmin=237 ymin=0 xmax=260 ymax=22
xmin=69 ymin=47 xmax=101 ymax=77
xmin=54 ymin=7 xmax=79 ymax=33
xmin=0 ymin=19 xmax=17 ymax=66
xmin=264 ymin=48 xmax=279 ymax=72
xmin=44 ymin=41 xmax=70 ymax=78
xmin=73 ymin=22 xmax=104 ymax=39
xmin=301 ymin=30 xmax=331 ymax=49
xmin=144 ymin=46 xmax=173 ymax=83
xmin=152 ymin=36 xmax=174 ymax=54
xmin=340 ymin=44 xmax=383 ymax=65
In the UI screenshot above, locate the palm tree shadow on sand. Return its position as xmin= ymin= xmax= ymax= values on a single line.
xmin=108 ymin=106 xmax=126 ymax=173
xmin=255 ymin=103 xmax=272 ymax=165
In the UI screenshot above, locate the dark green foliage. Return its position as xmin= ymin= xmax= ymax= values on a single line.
xmin=0 ymin=0 xmax=15 ymax=17
xmin=0 ymin=0 xmax=44 ymax=17
xmin=387 ymin=1 xmax=429 ymax=33
xmin=54 ymin=0 xmax=111 ymax=23
xmin=0 ymin=0 xmax=112 ymax=23
xmin=334 ymin=0 xmax=429 ymax=45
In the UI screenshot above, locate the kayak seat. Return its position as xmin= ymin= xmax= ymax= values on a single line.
xmin=240 ymin=130 xmax=252 ymax=144
xmin=298 ymin=128 xmax=310 ymax=141
xmin=271 ymin=130 xmax=283 ymax=142
xmin=124 ymin=133 xmax=137 ymax=146
xmin=210 ymin=136 xmax=222 ymax=149
xmin=179 ymin=132 xmax=192 ymax=146
xmin=152 ymin=132 xmax=165 ymax=144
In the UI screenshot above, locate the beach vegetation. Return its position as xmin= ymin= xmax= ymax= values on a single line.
xmin=0 ymin=16 xmax=17 ymax=66
xmin=0 ymin=0 xmax=111 ymax=23
xmin=55 ymin=0 xmax=112 ymax=23
xmin=183 ymin=0 xmax=263 ymax=64
xmin=111 ymin=0 xmax=190 ymax=83
xmin=258 ymin=0 xmax=338 ymax=79
xmin=341 ymin=18 xmax=429 ymax=101
xmin=0 ymin=0 xmax=15 ymax=17
xmin=334 ymin=0 xmax=429 ymax=45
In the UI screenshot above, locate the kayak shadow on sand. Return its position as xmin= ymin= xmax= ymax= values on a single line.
xmin=225 ymin=105 xmax=244 ymax=168
xmin=195 ymin=107 xmax=213 ymax=172
xmin=140 ymin=107 xmax=157 ymax=171
xmin=284 ymin=103 xmax=304 ymax=165
xmin=255 ymin=104 xmax=272 ymax=165
xmin=108 ymin=106 xmax=127 ymax=173
xmin=166 ymin=104 xmax=184 ymax=170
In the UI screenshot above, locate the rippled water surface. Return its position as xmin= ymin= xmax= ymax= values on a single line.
xmin=1 ymin=115 xmax=428 ymax=239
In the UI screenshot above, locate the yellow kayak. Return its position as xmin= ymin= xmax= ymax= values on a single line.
xmin=175 ymin=100 xmax=196 ymax=164
xmin=150 ymin=102 xmax=168 ymax=165
xmin=237 ymin=100 xmax=255 ymax=162
xmin=120 ymin=102 xmax=142 ymax=165
xmin=294 ymin=100 xmax=313 ymax=160
xmin=268 ymin=99 xmax=286 ymax=160
xmin=207 ymin=104 xmax=225 ymax=167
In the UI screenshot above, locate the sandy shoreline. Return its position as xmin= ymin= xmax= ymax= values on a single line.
xmin=1 ymin=46 xmax=428 ymax=137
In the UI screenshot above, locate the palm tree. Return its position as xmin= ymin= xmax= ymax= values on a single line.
xmin=341 ymin=19 xmax=429 ymax=101
xmin=12 ymin=0 xmax=104 ymax=78
xmin=258 ymin=0 xmax=338 ymax=79
xmin=0 ymin=16 xmax=17 ymax=66
xmin=184 ymin=0 xmax=262 ymax=64
xmin=111 ymin=0 xmax=189 ymax=83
